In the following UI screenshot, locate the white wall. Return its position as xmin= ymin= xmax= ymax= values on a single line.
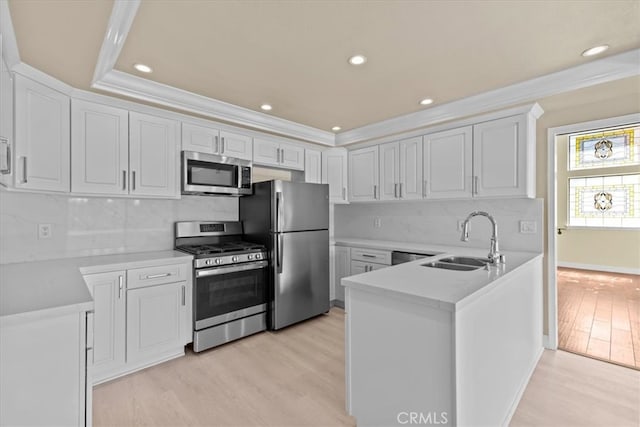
xmin=0 ymin=189 xmax=238 ymax=264
xmin=334 ymin=198 xmax=544 ymax=253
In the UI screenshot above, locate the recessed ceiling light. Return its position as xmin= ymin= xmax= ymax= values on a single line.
xmin=348 ymin=55 xmax=367 ymax=66
xmin=332 ymin=126 xmax=341 ymax=132
xmin=581 ymin=45 xmax=609 ymax=57
xmin=133 ymin=63 xmax=152 ymax=73
xmin=419 ymin=98 xmax=434 ymax=106
xmin=260 ymin=104 xmax=272 ymax=111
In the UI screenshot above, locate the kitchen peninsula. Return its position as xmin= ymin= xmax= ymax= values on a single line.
xmin=342 ymin=243 xmax=543 ymax=426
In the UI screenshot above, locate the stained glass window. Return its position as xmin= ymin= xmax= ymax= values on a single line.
xmin=568 ymin=124 xmax=640 ymax=170
xmin=568 ymin=174 xmax=640 ymax=228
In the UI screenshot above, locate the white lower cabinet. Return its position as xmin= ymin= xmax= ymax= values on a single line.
xmin=83 ymin=260 xmax=191 ymax=385
xmin=0 ymin=311 xmax=91 ymax=426
xmin=126 ymin=281 xmax=188 ymax=365
xmin=84 ymin=271 xmax=126 ymax=384
xmin=334 ymin=246 xmax=351 ymax=303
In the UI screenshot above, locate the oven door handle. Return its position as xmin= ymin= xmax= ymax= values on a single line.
xmin=195 ymin=261 xmax=268 ymax=277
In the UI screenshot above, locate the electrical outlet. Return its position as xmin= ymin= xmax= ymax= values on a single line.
xmin=373 ymin=217 xmax=382 ymax=228
xmin=519 ymin=220 xmax=537 ymax=234
xmin=38 ymin=223 xmax=52 ymax=239
xmin=457 ymin=220 xmax=465 ymax=231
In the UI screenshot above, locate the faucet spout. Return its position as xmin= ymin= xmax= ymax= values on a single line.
xmin=459 ymin=211 xmax=504 ymax=265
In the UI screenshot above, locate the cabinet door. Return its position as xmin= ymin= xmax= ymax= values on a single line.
xmin=322 ymin=148 xmax=348 ymax=203
xmin=253 ymin=138 xmax=280 ymax=166
xmin=129 ymin=112 xmax=179 ymax=197
xmin=349 ymin=146 xmax=379 ymax=202
xmin=280 ymin=142 xmax=305 ymax=170
xmin=399 ymin=136 xmax=423 ymax=200
xmin=305 ymin=149 xmax=322 ymax=183
xmin=220 ymin=130 xmax=252 ymax=160
xmin=473 ymin=115 xmax=528 ymax=198
xmin=0 ymin=57 xmax=13 ymax=188
xmin=14 ymin=75 xmax=70 ymax=192
xmin=182 ymin=122 xmax=218 ymax=154
xmin=126 ymin=281 xmax=187 ymax=365
xmin=334 ymin=246 xmax=351 ymax=302
xmin=71 ymin=100 xmax=129 ymax=195
xmin=379 ymin=142 xmax=400 ymax=200
xmin=423 ymin=126 xmax=472 ymax=199
xmin=84 ymin=271 xmax=126 ymax=384
xmin=350 ymin=260 xmax=368 ymax=275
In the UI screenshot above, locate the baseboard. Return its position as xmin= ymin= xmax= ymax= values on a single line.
xmin=557 ymin=262 xmax=640 ymax=275
xmin=502 ymin=346 xmax=544 ymax=426
xmin=331 ymin=299 xmax=345 ymax=309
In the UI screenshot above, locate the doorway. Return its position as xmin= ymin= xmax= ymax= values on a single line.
xmin=547 ymin=115 xmax=640 ymax=370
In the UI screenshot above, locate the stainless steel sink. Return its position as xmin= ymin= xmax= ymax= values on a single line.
xmin=421 ymin=255 xmax=489 ymax=271
xmin=421 ymin=261 xmax=482 ymax=271
xmin=438 ymin=256 xmax=489 ymax=267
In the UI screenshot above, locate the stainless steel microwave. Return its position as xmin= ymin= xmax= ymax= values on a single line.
xmin=182 ymin=151 xmax=252 ymax=196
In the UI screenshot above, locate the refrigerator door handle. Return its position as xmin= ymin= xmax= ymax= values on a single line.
xmin=277 ymin=233 xmax=284 ymax=273
xmin=276 ymin=191 xmax=284 ymax=232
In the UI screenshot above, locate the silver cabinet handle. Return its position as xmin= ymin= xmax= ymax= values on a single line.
xmin=474 ymin=176 xmax=479 ymax=195
xmin=362 ymin=254 xmax=376 ymax=258
xmin=394 ymin=183 xmax=398 ymax=198
xmin=145 ymin=272 xmax=171 ymax=279
xmin=21 ymin=156 xmax=27 ymax=183
xmin=122 ymin=170 xmax=127 ymax=190
xmin=364 ymin=265 xmax=369 ymax=272
xmin=181 ymin=285 xmax=186 ymax=306
xmin=423 ymin=180 xmax=427 ymax=197
xmin=342 ymin=187 xmax=346 ymax=200
xmin=277 ymin=148 xmax=281 ymax=163
xmin=0 ymin=138 xmax=11 ymax=175
xmin=118 ymin=275 xmax=123 ymax=299
xmin=214 ymin=136 xmax=219 ymax=153
xmin=399 ymin=182 xmax=403 ymax=198
xmin=221 ymin=137 xmax=225 ymax=154
xmin=373 ymin=185 xmax=377 ymax=199
xmin=132 ymin=171 xmax=136 ymax=191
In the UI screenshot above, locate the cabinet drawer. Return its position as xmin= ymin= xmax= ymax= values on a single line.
xmin=351 ymin=260 xmax=387 ymax=274
xmin=127 ymin=264 xmax=188 ymax=289
xmin=351 ymin=248 xmax=391 ymax=265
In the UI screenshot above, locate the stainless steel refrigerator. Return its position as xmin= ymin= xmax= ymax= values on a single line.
xmin=240 ymin=180 xmax=330 ymax=330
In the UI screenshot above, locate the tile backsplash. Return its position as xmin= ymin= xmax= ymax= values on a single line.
xmin=0 ymin=189 xmax=238 ymax=264
xmin=334 ymin=198 xmax=544 ymax=253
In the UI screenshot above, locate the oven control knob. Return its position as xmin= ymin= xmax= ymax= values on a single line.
xmin=248 ymin=254 xmax=254 ymax=260
xmin=255 ymin=253 xmax=262 ymax=260
xmin=232 ymin=256 xmax=239 ymax=262
xmin=205 ymin=260 xmax=212 ymax=265
xmin=215 ymin=259 xmax=222 ymax=265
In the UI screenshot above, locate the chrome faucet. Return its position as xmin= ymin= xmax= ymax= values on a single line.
xmin=460 ymin=211 xmax=505 ymax=265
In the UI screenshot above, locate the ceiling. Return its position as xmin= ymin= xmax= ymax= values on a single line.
xmin=7 ymin=0 xmax=640 ymax=134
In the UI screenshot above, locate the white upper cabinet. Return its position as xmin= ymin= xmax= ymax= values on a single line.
xmin=305 ymin=148 xmax=322 ymax=183
xmin=219 ymin=130 xmax=252 ymax=160
xmin=379 ymin=142 xmax=399 ymax=201
xmin=181 ymin=122 xmax=218 ymax=154
xmin=472 ymin=114 xmax=532 ymax=198
xmin=253 ymin=137 xmax=304 ymax=170
xmin=129 ymin=112 xmax=180 ymax=198
xmin=423 ymin=126 xmax=473 ymax=199
xmin=71 ymin=100 xmax=129 ymax=194
xmin=399 ymin=136 xmax=423 ymax=200
xmin=14 ymin=74 xmax=70 ymax=192
xmin=322 ymin=148 xmax=348 ymax=203
xmin=348 ymin=146 xmax=379 ymax=202
xmin=182 ymin=122 xmax=252 ymax=160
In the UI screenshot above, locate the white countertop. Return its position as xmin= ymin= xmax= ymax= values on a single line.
xmin=0 ymin=251 xmax=193 ymax=324
xmin=336 ymin=237 xmax=542 ymax=312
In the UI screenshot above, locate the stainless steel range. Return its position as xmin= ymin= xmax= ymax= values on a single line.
xmin=175 ymin=221 xmax=268 ymax=352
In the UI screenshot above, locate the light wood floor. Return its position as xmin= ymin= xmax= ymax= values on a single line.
xmin=94 ymin=309 xmax=640 ymax=426
xmin=557 ymin=267 xmax=640 ymax=369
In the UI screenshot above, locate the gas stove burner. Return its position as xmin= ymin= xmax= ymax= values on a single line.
xmin=177 ymin=241 xmax=265 ymax=256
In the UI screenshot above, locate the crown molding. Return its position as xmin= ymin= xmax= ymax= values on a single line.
xmin=336 ymin=49 xmax=640 ymax=145
xmin=0 ymin=0 xmax=20 ymax=68
xmin=92 ymin=0 xmax=140 ymax=84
